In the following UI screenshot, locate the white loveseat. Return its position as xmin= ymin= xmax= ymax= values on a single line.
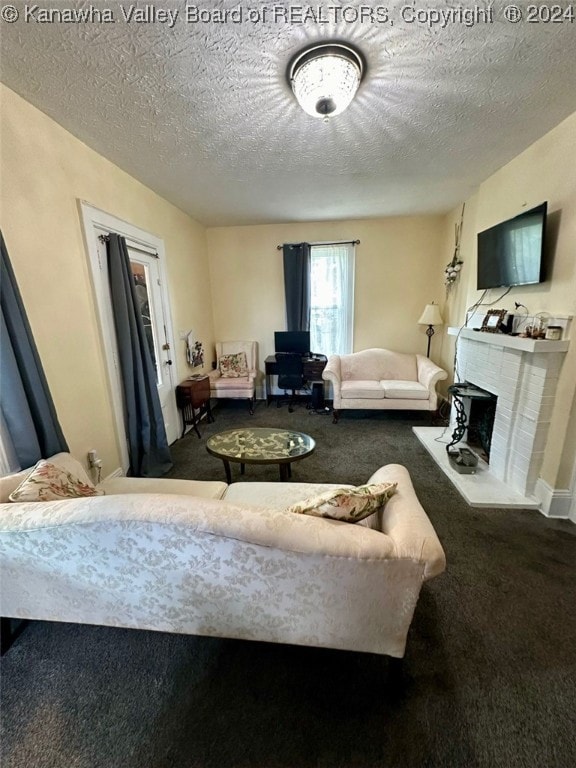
xmin=323 ymin=348 xmax=447 ymax=423
xmin=0 ymin=453 xmax=445 ymax=657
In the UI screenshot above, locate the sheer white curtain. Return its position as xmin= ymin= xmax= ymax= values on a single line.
xmin=310 ymin=243 xmax=355 ymax=356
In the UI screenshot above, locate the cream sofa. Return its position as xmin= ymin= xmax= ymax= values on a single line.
xmin=323 ymin=348 xmax=448 ymax=423
xmin=0 ymin=453 xmax=445 ymax=657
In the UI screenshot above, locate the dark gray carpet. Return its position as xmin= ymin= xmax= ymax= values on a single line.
xmin=2 ymin=401 xmax=575 ymax=768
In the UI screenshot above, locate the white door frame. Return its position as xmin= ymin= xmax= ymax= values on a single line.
xmin=79 ymin=201 xmax=179 ymax=473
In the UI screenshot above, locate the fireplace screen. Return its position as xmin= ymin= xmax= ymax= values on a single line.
xmin=447 ymin=382 xmax=497 ymax=462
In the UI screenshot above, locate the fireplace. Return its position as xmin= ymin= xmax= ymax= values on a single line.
xmin=448 ymin=330 xmax=567 ymax=497
xmin=414 ymin=328 xmax=569 ymax=509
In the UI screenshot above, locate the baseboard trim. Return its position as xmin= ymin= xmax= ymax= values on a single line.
xmin=534 ymin=478 xmax=574 ymax=520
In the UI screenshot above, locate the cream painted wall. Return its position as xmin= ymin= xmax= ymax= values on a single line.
xmin=438 ymin=112 xmax=576 ymax=490
xmin=0 ymin=85 xmax=213 ymax=477
xmin=206 ymin=216 xmax=446 ymax=389
xmin=436 ymin=193 xmax=480 ymax=390
xmin=3 ymin=80 xmax=573 ymax=493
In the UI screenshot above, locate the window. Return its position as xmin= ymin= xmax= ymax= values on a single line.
xmin=129 ymin=257 xmax=160 ymax=383
xmin=310 ymin=243 xmax=355 ymax=356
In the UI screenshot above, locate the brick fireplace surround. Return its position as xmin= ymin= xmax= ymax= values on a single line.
xmin=414 ymin=329 xmax=570 ymax=513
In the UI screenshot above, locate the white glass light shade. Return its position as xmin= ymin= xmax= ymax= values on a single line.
xmin=289 ymin=43 xmax=363 ymax=119
xmin=418 ymin=303 xmax=444 ymax=326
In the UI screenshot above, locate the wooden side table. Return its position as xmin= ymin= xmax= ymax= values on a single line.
xmin=176 ymin=376 xmax=214 ymax=438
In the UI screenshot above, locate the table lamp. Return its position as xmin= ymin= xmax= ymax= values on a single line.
xmin=418 ymin=303 xmax=443 ymax=357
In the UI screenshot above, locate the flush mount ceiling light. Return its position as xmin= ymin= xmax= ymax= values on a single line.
xmin=288 ymin=42 xmax=365 ymax=120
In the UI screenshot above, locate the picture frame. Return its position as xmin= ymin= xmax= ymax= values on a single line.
xmin=481 ymin=308 xmax=507 ymax=333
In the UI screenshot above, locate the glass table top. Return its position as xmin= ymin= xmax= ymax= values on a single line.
xmin=206 ymin=428 xmax=315 ymax=463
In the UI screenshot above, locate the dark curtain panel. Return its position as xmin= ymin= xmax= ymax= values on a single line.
xmin=0 ymin=231 xmax=68 ymax=467
xmin=106 ymin=234 xmax=172 ymax=477
xmin=283 ymin=243 xmax=311 ymax=331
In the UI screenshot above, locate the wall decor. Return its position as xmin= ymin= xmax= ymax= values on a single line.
xmin=185 ymin=331 xmax=204 ymax=368
xmin=444 ymin=203 xmax=465 ymax=293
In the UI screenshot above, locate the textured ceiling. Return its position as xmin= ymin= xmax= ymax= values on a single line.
xmin=2 ymin=1 xmax=576 ymax=226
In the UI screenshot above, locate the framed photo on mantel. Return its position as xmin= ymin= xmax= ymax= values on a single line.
xmin=481 ymin=309 xmax=507 ymax=333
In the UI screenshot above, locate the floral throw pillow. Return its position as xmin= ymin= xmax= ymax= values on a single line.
xmin=219 ymin=352 xmax=248 ymax=378
xmin=286 ymin=482 xmax=397 ymax=523
xmin=9 ymin=460 xmax=104 ymax=502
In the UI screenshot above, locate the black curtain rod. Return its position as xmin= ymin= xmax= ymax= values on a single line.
xmin=277 ymin=239 xmax=360 ymax=250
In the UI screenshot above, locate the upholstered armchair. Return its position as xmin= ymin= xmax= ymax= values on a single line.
xmin=208 ymin=341 xmax=257 ymax=414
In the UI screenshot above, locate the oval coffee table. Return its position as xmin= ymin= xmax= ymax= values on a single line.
xmin=206 ymin=427 xmax=315 ymax=482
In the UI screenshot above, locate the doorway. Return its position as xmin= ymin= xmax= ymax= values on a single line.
xmin=80 ymin=203 xmax=179 ymax=472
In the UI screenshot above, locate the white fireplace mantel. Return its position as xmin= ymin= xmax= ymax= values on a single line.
xmin=415 ymin=328 xmax=570 ymax=511
xmin=447 ymin=327 xmax=570 ymax=353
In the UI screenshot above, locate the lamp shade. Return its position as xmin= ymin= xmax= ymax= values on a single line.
xmin=418 ymin=303 xmax=444 ymax=326
xmin=289 ymin=43 xmax=364 ymax=119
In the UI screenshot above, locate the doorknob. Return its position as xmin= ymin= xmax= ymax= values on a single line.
xmin=165 ymin=359 xmax=173 ymax=365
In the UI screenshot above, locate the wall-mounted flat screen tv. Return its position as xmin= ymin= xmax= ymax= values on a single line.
xmin=477 ymin=202 xmax=547 ymax=289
